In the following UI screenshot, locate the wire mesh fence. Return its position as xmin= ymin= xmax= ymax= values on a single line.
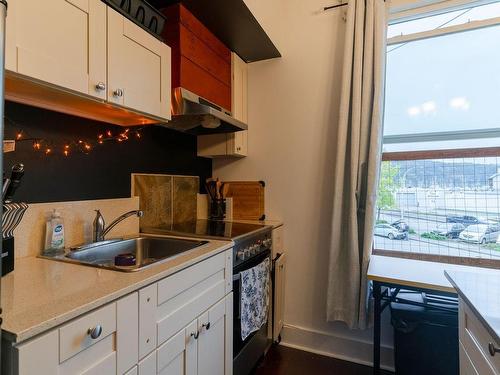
xmin=374 ymin=156 xmax=500 ymax=260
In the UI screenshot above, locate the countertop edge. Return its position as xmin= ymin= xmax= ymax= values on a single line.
xmin=4 ymin=240 xmax=233 ymax=343
xmin=444 ymin=270 xmax=500 ymax=346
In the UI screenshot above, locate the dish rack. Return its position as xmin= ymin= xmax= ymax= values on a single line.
xmin=2 ymin=202 xmax=28 ymax=276
xmin=103 ymin=0 xmax=166 ymax=40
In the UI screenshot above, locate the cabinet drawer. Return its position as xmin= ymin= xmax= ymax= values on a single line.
xmin=155 ymin=252 xmax=228 ymax=346
xmin=59 ymin=302 xmax=116 ymax=362
xmin=460 ymin=300 xmax=500 ymax=374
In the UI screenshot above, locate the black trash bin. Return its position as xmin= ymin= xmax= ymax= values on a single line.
xmin=390 ymin=291 xmax=459 ymax=375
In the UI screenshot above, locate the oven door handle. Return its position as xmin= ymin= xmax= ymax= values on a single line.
xmin=233 ymin=274 xmax=241 ymax=281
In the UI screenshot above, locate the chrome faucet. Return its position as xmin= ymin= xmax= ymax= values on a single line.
xmin=93 ymin=209 xmax=144 ymax=242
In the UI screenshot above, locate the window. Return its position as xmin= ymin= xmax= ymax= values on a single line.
xmin=375 ymin=2 xmax=500 ymax=264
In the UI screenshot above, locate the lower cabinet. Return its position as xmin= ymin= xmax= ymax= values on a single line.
xmin=459 ymin=297 xmax=500 ymax=375
xmin=138 ymin=250 xmax=233 ymax=375
xmin=16 ymin=293 xmax=136 ymax=375
xmin=149 ymin=295 xmax=233 ymax=375
xmin=12 ymin=250 xmax=233 ymax=375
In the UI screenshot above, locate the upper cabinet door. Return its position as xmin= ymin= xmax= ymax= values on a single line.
xmin=7 ymin=0 xmax=107 ymax=99
xmin=107 ymin=8 xmax=171 ymax=121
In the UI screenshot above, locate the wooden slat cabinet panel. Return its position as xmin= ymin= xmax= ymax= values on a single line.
xmin=107 ymin=7 xmax=171 ymax=120
xmin=6 ymin=0 xmax=107 ymax=99
xmin=197 ymin=52 xmax=248 ymax=158
xmin=162 ymin=3 xmax=231 ymax=111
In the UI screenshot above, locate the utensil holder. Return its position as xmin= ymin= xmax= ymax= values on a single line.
xmin=209 ymin=198 xmax=226 ymax=220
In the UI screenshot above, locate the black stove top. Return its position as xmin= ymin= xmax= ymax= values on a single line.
xmin=143 ymin=219 xmax=269 ymax=241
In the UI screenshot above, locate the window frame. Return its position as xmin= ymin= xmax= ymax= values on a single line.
xmin=384 ymin=1 xmax=500 ymax=145
xmin=376 ymin=3 xmax=500 ymax=268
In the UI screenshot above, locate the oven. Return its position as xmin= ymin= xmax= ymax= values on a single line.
xmin=232 ymin=239 xmax=272 ymax=375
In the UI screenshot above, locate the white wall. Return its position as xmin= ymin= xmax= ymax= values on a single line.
xmin=214 ymin=0 xmax=394 ymax=369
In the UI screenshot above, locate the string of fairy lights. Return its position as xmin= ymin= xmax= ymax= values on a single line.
xmin=6 ymin=117 xmax=144 ymax=157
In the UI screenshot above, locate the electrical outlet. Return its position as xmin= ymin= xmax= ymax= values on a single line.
xmin=3 ymin=140 xmax=15 ymax=153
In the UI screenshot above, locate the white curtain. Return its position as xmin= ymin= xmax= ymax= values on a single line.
xmin=326 ymin=0 xmax=388 ymax=330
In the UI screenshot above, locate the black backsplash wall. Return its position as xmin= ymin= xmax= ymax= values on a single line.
xmin=4 ymin=102 xmax=212 ymax=203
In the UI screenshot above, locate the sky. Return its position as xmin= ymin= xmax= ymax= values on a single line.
xmin=383 ymin=10 xmax=500 ymax=144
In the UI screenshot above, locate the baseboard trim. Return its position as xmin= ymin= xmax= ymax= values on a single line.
xmin=280 ymin=324 xmax=395 ymax=372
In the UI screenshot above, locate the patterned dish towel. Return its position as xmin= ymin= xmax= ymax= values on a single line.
xmin=240 ymin=257 xmax=270 ymax=341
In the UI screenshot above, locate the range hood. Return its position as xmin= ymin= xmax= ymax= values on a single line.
xmin=164 ymin=87 xmax=248 ymax=135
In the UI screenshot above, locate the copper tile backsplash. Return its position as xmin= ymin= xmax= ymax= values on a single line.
xmin=132 ymin=174 xmax=198 ymax=230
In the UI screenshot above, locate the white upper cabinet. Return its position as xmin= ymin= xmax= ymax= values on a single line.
xmin=107 ymin=8 xmax=171 ymax=120
xmin=6 ymin=0 xmax=107 ymax=100
xmin=4 ymin=1 xmax=171 ymax=124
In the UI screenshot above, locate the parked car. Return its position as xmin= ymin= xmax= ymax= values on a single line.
xmin=431 ymin=223 xmax=465 ymax=239
xmin=459 ymin=224 xmax=500 ymax=244
xmin=391 ymin=220 xmax=409 ymax=232
xmin=446 ymin=215 xmax=480 ymax=226
xmin=374 ymin=224 xmax=406 ymax=240
xmin=391 ymin=219 xmax=410 ymax=240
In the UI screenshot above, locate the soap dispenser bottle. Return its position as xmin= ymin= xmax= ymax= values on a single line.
xmin=44 ymin=209 xmax=65 ymax=253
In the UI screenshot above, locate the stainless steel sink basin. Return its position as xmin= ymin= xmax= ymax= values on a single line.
xmin=40 ymin=236 xmax=209 ymax=272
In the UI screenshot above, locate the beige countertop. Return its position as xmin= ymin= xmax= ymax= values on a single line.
xmin=445 ymin=269 xmax=500 ymax=345
xmin=368 ymin=255 xmax=498 ymax=293
xmin=1 ymin=238 xmax=232 ymax=343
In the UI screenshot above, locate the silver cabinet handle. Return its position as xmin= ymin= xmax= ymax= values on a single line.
xmin=489 ymin=342 xmax=500 ymax=356
xmin=87 ymin=325 xmax=103 ymax=339
xmin=201 ymin=322 xmax=211 ymax=330
xmin=190 ymin=330 xmax=199 ymax=339
xmin=95 ymin=82 xmax=106 ymax=91
xmin=113 ymin=88 xmax=124 ymax=97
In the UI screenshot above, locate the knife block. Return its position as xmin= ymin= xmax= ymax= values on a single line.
xmin=2 ymin=236 xmax=14 ymax=276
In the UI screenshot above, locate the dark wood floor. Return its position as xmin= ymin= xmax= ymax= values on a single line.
xmin=252 ymin=345 xmax=393 ymax=375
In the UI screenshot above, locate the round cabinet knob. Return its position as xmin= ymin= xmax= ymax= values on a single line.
xmin=113 ymin=88 xmax=124 ymax=97
xmin=87 ymin=325 xmax=103 ymax=339
xmin=95 ymin=82 xmax=106 ymax=91
xmin=489 ymin=342 xmax=500 ymax=356
xmin=202 ymin=322 xmax=211 ymax=330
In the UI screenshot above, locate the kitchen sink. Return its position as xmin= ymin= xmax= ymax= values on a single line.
xmin=40 ymin=236 xmax=209 ymax=272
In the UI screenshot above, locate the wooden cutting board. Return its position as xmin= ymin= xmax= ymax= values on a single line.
xmin=223 ymin=181 xmax=265 ymax=220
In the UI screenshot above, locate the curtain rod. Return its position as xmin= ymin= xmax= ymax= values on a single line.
xmin=324 ymin=2 xmax=348 ymax=10
xmin=324 ymin=0 xmax=385 ymax=11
